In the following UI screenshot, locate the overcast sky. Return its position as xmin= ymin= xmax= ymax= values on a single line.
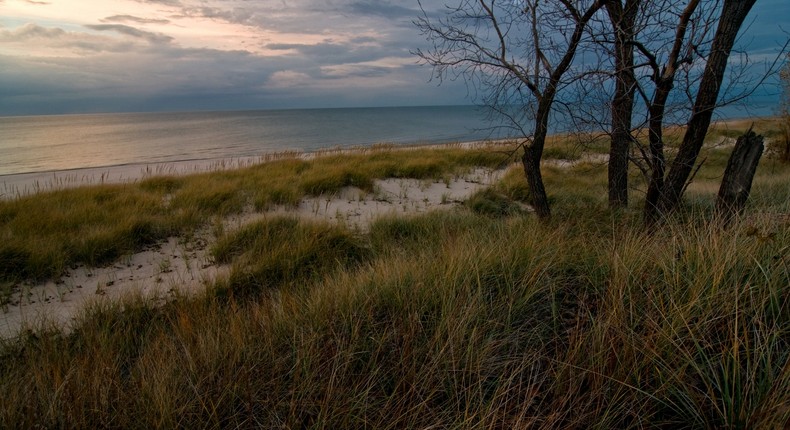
xmin=0 ymin=0 xmax=787 ymax=116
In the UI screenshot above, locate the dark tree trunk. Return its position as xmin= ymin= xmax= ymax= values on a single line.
xmin=780 ymin=120 xmax=790 ymax=163
xmin=607 ymin=0 xmax=640 ymax=209
xmin=523 ymin=98 xmax=553 ymax=220
xmin=643 ymin=83 xmax=672 ymax=225
xmin=716 ymin=130 xmax=764 ymax=224
xmin=522 ymin=145 xmax=551 ymax=219
xmin=658 ymin=0 xmax=758 ymax=214
xmin=642 ymin=0 xmax=702 ymax=226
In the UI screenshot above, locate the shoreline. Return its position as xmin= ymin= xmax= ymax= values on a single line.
xmin=0 ymin=139 xmax=512 ymax=199
xmin=1 ymin=115 xmax=777 ymax=199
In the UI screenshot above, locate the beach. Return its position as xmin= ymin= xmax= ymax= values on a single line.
xmin=0 ymin=142 xmax=513 ymax=339
xmin=0 ymin=119 xmax=786 ymax=428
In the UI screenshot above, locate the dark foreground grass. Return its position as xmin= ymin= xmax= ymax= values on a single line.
xmin=0 ymin=130 xmax=788 ymax=428
xmin=1 ymin=207 xmax=787 ymax=428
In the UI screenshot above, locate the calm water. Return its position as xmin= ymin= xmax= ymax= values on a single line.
xmin=0 ymin=103 xmax=775 ymax=177
xmin=0 ymin=106 xmax=504 ymax=176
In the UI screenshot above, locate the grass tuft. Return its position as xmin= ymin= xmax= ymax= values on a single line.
xmin=212 ymin=217 xmax=372 ymax=300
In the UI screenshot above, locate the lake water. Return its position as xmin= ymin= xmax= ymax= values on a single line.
xmin=0 ymin=106 xmax=504 ymax=177
xmin=0 ymin=103 xmax=775 ymax=178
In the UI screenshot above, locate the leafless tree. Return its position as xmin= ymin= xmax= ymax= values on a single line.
xmin=633 ymin=0 xmax=716 ymax=224
xmin=415 ymin=0 xmax=606 ymax=219
xmin=579 ymin=0 xmax=766 ymax=219
xmin=593 ymin=0 xmax=764 ymax=224
xmin=416 ymin=0 xmax=775 ymax=224
xmin=647 ymin=0 xmax=759 ymax=222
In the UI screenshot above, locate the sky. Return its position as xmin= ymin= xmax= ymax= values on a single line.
xmin=0 ymin=0 xmax=787 ymax=116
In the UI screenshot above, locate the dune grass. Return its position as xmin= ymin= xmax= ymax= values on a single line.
xmin=0 ymin=130 xmax=788 ymax=428
xmin=0 ymin=146 xmax=512 ymax=284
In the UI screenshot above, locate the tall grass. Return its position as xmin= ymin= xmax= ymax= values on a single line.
xmin=0 ymin=184 xmax=176 ymax=282
xmin=0 ymin=136 xmax=788 ymax=428
xmin=1 ymin=206 xmax=787 ymax=428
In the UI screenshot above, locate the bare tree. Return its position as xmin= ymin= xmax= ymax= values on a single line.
xmin=416 ymin=0 xmax=768 ymax=224
xmin=637 ymin=0 xmax=713 ymax=224
xmin=597 ymin=0 xmax=762 ymax=224
xmin=649 ymin=0 xmax=758 ymax=220
xmin=415 ymin=0 xmax=606 ymax=219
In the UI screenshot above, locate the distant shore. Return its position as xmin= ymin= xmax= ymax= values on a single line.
xmin=0 ymin=139 xmax=506 ymax=199
xmin=1 ymin=114 xmax=777 ymax=199
xmin=1 ymin=155 xmax=271 ymax=199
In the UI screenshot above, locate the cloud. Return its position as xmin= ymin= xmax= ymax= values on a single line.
xmin=0 ymin=24 xmax=140 ymax=54
xmin=264 ymin=40 xmax=394 ymax=64
xmin=2 ymin=0 xmax=781 ymax=116
xmin=132 ymin=0 xmax=182 ymax=6
xmin=0 ymin=23 xmax=65 ymax=41
xmin=180 ymin=6 xmax=255 ymax=26
xmin=101 ymin=15 xmax=170 ymax=25
xmin=0 ymin=0 xmax=470 ymax=114
xmin=85 ymin=24 xmax=173 ymax=44
xmin=267 ymin=70 xmax=312 ymax=88
xmin=320 ymin=64 xmax=390 ymax=79
xmin=346 ymin=1 xmax=419 ymax=19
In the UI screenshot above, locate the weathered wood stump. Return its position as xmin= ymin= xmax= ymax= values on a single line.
xmin=716 ymin=128 xmax=764 ymax=224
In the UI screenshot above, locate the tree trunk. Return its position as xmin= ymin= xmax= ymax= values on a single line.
xmin=780 ymin=117 xmax=790 ymax=163
xmin=643 ymin=83 xmax=673 ymax=225
xmin=716 ymin=130 xmax=764 ymax=224
xmin=658 ymin=0 xmax=757 ymax=214
xmin=607 ymin=0 xmax=639 ymax=209
xmin=522 ymin=145 xmax=551 ymax=219
xmin=523 ymin=98 xmax=553 ymax=220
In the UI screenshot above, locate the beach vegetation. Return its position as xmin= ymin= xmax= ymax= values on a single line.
xmin=0 ymin=184 xmax=175 ymax=282
xmin=0 ymin=128 xmax=788 ymax=427
xmin=211 ymin=217 xmax=371 ymax=301
xmin=0 ymin=146 xmax=511 ymax=285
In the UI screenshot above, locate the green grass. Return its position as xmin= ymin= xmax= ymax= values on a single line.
xmin=0 ymin=133 xmax=788 ymax=428
xmin=210 ymin=217 xmax=372 ymax=301
xmin=0 ymin=184 xmax=176 ymax=281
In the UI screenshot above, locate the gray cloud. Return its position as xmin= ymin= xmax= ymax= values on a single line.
xmin=0 ymin=23 xmax=65 ymax=41
xmin=0 ymin=23 xmax=140 ymax=53
xmin=133 ymin=0 xmax=182 ymax=6
xmin=85 ymin=24 xmax=173 ymax=44
xmin=180 ymin=6 xmax=255 ymax=25
xmin=102 ymin=15 xmax=171 ymax=25
xmin=346 ymin=1 xmax=419 ymax=19
xmin=321 ymin=65 xmax=391 ymax=79
xmin=264 ymin=41 xmax=396 ymax=65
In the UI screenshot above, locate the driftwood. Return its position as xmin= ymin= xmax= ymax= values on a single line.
xmin=716 ymin=128 xmax=764 ymax=224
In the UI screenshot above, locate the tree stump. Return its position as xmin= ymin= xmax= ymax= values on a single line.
xmin=716 ymin=129 xmax=764 ymax=223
